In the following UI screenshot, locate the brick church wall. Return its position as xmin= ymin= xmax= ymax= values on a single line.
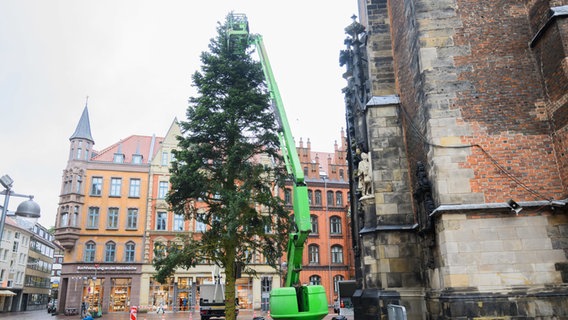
xmin=349 ymin=0 xmax=568 ymax=318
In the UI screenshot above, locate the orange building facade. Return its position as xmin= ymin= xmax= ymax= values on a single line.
xmin=55 ymin=107 xmax=156 ymax=315
xmin=55 ymin=107 xmax=353 ymax=314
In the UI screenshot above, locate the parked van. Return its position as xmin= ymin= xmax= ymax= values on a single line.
xmin=335 ymin=280 xmax=356 ymax=316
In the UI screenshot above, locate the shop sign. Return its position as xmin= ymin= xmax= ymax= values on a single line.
xmin=77 ymin=265 xmax=138 ymax=272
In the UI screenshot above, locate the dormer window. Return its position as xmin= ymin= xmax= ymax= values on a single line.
xmin=132 ymin=154 xmax=143 ymax=164
xmin=113 ymin=153 xmax=125 ymax=163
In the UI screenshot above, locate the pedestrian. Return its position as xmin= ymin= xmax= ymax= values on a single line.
xmin=156 ymin=300 xmax=165 ymax=314
xmin=81 ymin=301 xmax=87 ymax=318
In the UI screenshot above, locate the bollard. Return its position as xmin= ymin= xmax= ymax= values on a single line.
xmin=130 ymin=306 xmax=137 ymax=320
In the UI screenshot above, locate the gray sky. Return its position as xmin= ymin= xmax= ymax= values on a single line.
xmin=0 ymin=0 xmax=358 ymax=227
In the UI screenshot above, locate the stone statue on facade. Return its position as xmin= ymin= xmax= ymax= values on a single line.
xmin=357 ymin=152 xmax=372 ymax=197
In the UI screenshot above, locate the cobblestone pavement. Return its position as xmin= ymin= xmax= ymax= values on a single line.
xmin=0 ymin=309 xmax=352 ymax=320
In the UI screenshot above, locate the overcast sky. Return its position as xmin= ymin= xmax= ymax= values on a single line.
xmin=0 ymin=0 xmax=359 ymax=227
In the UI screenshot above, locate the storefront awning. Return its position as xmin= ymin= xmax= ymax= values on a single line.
xmin=0 ymin=290 xmax=16 ymax=296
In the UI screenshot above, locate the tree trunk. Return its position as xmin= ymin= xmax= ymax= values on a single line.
xmin=224 ymin=252 xmax=237 ymax=320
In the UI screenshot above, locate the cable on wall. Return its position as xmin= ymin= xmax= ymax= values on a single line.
xmin=397 ymin=103 xmax=551 ymax=202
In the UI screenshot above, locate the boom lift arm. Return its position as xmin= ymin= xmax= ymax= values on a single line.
xmin=227 ymin=14 xmax=328 ymax=320
xmin=252 ymin=28 xmax=312 ymax=290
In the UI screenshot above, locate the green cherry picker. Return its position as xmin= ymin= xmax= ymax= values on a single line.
xmin=227 ymin=13 xmax=329 ymax=320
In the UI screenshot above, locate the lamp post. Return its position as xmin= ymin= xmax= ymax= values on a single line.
xmin=0 ymin=174 xmax=41 ymax=241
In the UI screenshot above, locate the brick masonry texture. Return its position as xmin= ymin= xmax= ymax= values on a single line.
xmin=528 ymin=0 xmax=568 ymax=191
xmin=388 ymin=0 xmax=566 ymax=204
xmin=365 ymin=0 xmax=396 ymax=96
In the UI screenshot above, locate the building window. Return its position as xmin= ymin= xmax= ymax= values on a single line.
xmin=90 ymin=177 xmax=102 ymax=196
xmin=105 ymin=241 xmax=116 ymax=262
xmin=77 ymin=148 xmax=82 ymax=160
xmin=113 ymin=153 xmax=124 ymax=163
xmin=132 ymin=154 xmax=143 ymax=164
xmin=110 ymin=178 xmax=122 ymax=197
xmin=161 ymin=152 xmax=168 ymax=166
xmin=63 ymin=179 xmax=70 ymax=194
xmin=263 ymin=221 xmax=272 ymax=234
xmin=72 ymin=206 xmax=79 ymax=226
xmin=174 ymin=213 xmax=184 ymax=231
xmin=107 ymin=207 xmax=119 ymax=229
xmin=339 ymin=169 xmax=344 ymax=180
xmin=84 ymin=242 xmax=95 ymax=262
xmin=60 ymin=211 xmax=69 ymax=227
xmin=309 ymin=275 xmax=321 ymax=285
xmin=333 ymin=275 xmax=345 ymax=293
xmin=154 ymin=242 xmax=166 ymax=259
xmin=303 ymin=166 xmax=308 ymax=176
xmin=314 ymin=190 xmax=322 ymax=205
xmin=308 ymin=244 xmax=319 ymax=264
xmin=308 ymin=190 xmax=313 ymax=205
xmin=127 ymin=208 xmax=138 ymax=229
xmin=330 ymin=216 xmax=342 ymax=235
xmin=331 ymin=245 xmax=343 ymax=264
xmin=158 ymin=181 xmax=169 ymax=199
xmin=284 ymin=188 xmax=292 ymax=205
xmin=156 ymin=211 xmax=167 ymax=230
xmin=195 ymin=213 xmax=206 ymax=233
xmin=87 ymin=207 xmax=99 ymax=229
xmin=327 ymin=191 xmax=334 ymax=207
xmin=125 ymin=242 xmax=135 ymax=262
xmin=310 ymin=215 xmax=318 ymax=234
xmin=129 ymin=179 xmax=141 ymax=197
xmin=335 ymin=191 xmax=343 ymax=206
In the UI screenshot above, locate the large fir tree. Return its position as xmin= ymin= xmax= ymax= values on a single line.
xmin=152 ymin=14 xmax=289 ymax=320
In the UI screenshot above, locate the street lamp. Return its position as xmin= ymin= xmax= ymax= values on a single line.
xmin=0 ymin=174 xmax=41 ymax=241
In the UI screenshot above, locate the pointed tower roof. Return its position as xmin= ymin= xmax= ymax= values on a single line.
xmin=70 ymin=104 xmax=94 ymax=144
